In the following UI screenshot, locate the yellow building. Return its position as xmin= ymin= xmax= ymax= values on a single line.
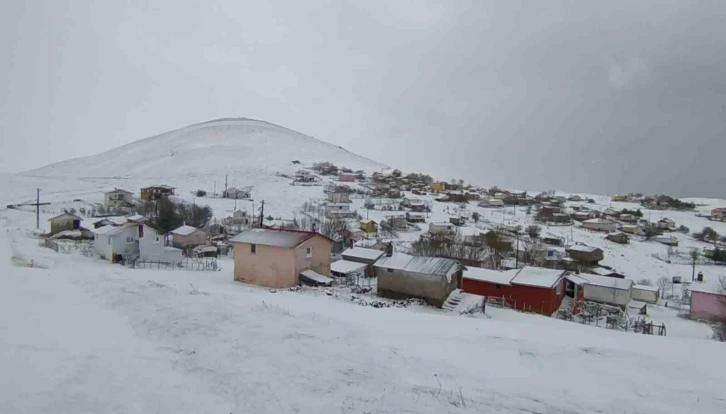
xmin=359 ymin=220 xmax=377 ymax=233
xmin=430 ymin=182 xmax=447 ymax=192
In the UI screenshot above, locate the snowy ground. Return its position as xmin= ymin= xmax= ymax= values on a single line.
xmin=3 ymin=179 xmax=726 ymax=413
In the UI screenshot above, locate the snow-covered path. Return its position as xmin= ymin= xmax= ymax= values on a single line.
xmin=2 ymin=207 xmax=726 ymax=413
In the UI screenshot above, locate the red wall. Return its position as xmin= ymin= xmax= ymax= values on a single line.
xmin=463 ymin=278 xmax=565 ymax=315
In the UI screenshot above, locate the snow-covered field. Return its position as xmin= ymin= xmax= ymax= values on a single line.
xmin=3 ymin=119 xmax=726 ymax=412
xmin=3 ymin=178 xmax=726 ymax=411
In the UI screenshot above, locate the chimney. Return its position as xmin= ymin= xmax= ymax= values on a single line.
xmin=312 ymin=222 xmax=317 ymax=233
xmin=385 ymin=242 xmax=393 ymax=257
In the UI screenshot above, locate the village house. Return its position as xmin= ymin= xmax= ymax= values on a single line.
xmin=566 ymin=244 xmax=605 ymax=264
xmin=294 ymin=170 xmax=316 ymax=182
xmin=582 ymin=218 xmax=617 ymax=233
xmin=325 ymin=203 xmax=352 ymax=218
xmin=601 ymin=208 xmax=620 ymax=219
xmin=222 ymin=187 xmax=249 ymax=199
xmin=571 ymin=211 xmax=592 ymax=221
xmin=606 ymin=232 xmax=630 ymax=244
xmin=580 ymin=274 xmax=633 ymax=308
xmin=711 ymin=207 xmax=726 ymax=222
xmin=482 ymin=198 xmax=504 ymax=207
xmin=104 ymin=188 xmax=133 ymax=207
xmin=406 ymin=212 xmax=426 ymax=223
xmin=373 ymin=248 xmax=463 ymax=308
xmin=429 ymin=182 xmax=447 ymax=192
xmin=568 ymin=195 xmax=583 ymax=202
xmin=462 ymin=266 xmax=571 ymax=315
xmin=140 ymin=185 xmax=175 ymax=201
xmin=337 ymin=173 xmax=356 ymax=182
xmin=170 ymin=225 xmax=209 ymax=248
xmin=446 ymin=191 xmax=466 ymax=203
xmin=230 ymin=228 xmax=333 ymax=288
xmin=93 ymin=222 xmax=182 ymax=264
xmin=428 ymin=222 xmax=455 ymax=235
xmin=689 ymin=280 xmax=726 ymax=321
xmin=611 ymin=194 xmax=629 ymax=202
xmin=631 ymin=284 xmax=660 ymax=304
xmin=657 ymin=218 xmax=676 ymax=231
xmin=327 ymin=190 xmax=351 ymax=203
xmin=48 ymin=212 xmax=82 ymax=235
xmin=359 ymin=220 xmax=377 ymax=234
xmin=620 ymin=224 xmax=643 ymax=236
xmin=653 ymin=235 xmax=679 ymax=247
xmin=401 ymin=197 xmax=428 ymax=212
xmin=619 ymin=213 xmax=637 ymax=223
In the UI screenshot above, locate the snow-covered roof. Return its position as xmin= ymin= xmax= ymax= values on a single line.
xmin=230 ymin=228 xmax=323 ymax=248
xmin=430 ymin=222 xmax=454 ymax=227
xmin=300 ymin=270 xmax=333 ymax=285
xmin=565 ymin=274 xmax=589 ymax=286
xmin=581 ymin=274 xmax=633 ymax=290
xmin=511 ymin=267 xmax=565 ymax=288
xmin=326 ymin=203 xmax=350 ymax=207
xmin=93 ymin=224 xmax=119 ymax=235
xmin=584 ymin=218 xmax=614 ymax=224
xmin=633 ymin=284 xmax=659 ymax=292
xmin=341 ymin=247 xmax=384 ymax=262
xmin=127 ymin=214 xmax=146 ymax=222
xmin=171 ymin=225 xmax=203 ymax=236
xmin=463 ymin=267 xmax=515 ymax=286
xmin=105 ymin=188 xmax=132 ymax=194
xmin=48 ymin=212 xmax=82 ymax=222
xmin=374 ymin=253 xmax=460 ymax=282
xmin=50 ymin=230 xmax=83 ymax=239
xmin=567 ymin=244 xmax=602 ymax=253
xmin=331 ymin=260 xmax=368 ymax=274
xmin=407 ymin=212 xmax=425 ymax=217
xmin=359 ymin=219 xmax=376 ymax=225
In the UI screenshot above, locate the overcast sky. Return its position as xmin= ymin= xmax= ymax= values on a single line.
xmin=2 ymin=1 xmax=725 ymax=197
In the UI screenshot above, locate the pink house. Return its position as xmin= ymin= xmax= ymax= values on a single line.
xmin=690 ymin=284 xmax=726 ymax=321
xmin=170 ymin=225 xmax=209 ymax=248
xmin=338 ymin=173 xmax=355 ymax=182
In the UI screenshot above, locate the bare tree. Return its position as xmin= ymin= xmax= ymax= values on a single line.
xmin=526 ymin=224 xmax=541 ymax=239
xmin=522 ymin=239 xmax=546 ymax=265
xmin=319 ymin=217 xmax=347 ymax=239
xmin=656 ymin=276 xmax=672 ymax=298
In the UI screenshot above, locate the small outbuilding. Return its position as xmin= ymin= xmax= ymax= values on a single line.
xmin=104 ymin=188 xmax=133 ymax=207
xmin=580 ymin=274 xmax=633 ymax=308
xmin=48 ymin=212 xmax=82 ymax=235
xmin=582 ymin=218 xmax=618 ymax=233
xmin=631 ymin=284 xmax=660 ymax=304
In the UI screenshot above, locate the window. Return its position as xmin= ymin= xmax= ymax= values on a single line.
xmin=305 ymin=247 xmax=312 ymax=258
xmin=387 ymin=268 xmax=394 ymax=273
xmin=495 ymin=284 xmax=502 ymax=290
xmin=250 ymin=244 xmax=256 ymax=254
xmin=126 ymin=236 xmax=135 ymax=244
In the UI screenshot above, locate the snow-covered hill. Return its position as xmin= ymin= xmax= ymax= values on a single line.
xmin=26 ymin=118 xmax=387 ymax=180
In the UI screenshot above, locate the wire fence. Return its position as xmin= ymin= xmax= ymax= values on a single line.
xmin=126 ymin=258 xmax=219 ymax=271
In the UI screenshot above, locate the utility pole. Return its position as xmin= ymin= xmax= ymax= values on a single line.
xmin=36 ymin=188 xmax=40 ymax=229
xmin=213 ymin=181 xmax=216 ymax=198
xmin=515 ymin=232 xmax=520 ymax=268
xmin=259 ymin=200 xmax=265 ymax=227
xmin=224 ymin=174 xmax=228 ymax=195
xmin=234 ymin=194 xmax=237 ymax=211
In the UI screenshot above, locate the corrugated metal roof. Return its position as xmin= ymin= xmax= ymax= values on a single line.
xmin=511 ymin=267 xmax=565 ymax=288
xmin=229 ymin=228 xmax=318 ymax=248
xmin=581 ymin=274 xmax=633 ymax=290
xmin=464 ymin=267 xmax=515 ymax=285
xmin=48 ymin=212 xmax=82 ymax=222
xmin=171 ymin=225 xmax=203 ymax=236
xmin=374 ymin=253 xmax=459 ymax=281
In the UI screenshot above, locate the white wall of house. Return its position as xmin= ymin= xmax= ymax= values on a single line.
xmin=583 ymin=285 xmax=632 ymax=307
xmin=104 ymin=191 xmax=132 ymax=207
xmin=94 ymin=227 xmax=139 ymax=261
xmin=632 ymin=286 xmax=659 ymax=304
xmin=139 ymin=226 xmax=182 ymax=263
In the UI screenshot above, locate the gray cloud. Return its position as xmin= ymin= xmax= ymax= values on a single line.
xmin=2 ymin=0 xmax=725 ymax=197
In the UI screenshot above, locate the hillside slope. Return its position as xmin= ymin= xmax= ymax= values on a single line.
xmin=25 ymin=118 xmax=387 ymax=180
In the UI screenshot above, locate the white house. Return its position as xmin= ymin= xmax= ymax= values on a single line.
xmin=94 ymin=223 xmax=182 ymax=263
xmin=325 ymin=203 xmax=351 ymax=218
xmin=582 ymin=218 xmax=617 ymax=233
xmin=104 ymin=188 xmax=133 ymax=207
xmin=580 ymin=274 xmax=633 ymax=308
xmin=657 ymin=218 xmax=676 ymax=230
xmin=428 ymin=222 xmax=455 ymax=235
